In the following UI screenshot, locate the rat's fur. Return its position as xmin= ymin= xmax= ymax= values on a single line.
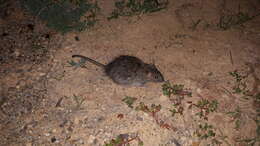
xmin=72 ymin=55 xmax=164 ymax=86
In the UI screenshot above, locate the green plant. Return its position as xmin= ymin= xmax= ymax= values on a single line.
xmin=0 ymin=0 xmax=8 ymax=10
xmin=236 ymin=138 xmax=259 ymax=146
xmin=73 ymin=94 xmax=85 ymax=108
xmin=226 ymin=107 xmax=242 ymax=130
xmin=135 ymin=102 xmax=174 ymax=130
xmin=218 ymin=9 xmax=260 ymax=30
xmin=31 ymin=43 xmax=45 ymax=49
xmin=104 ymin=133 xmax=143 ymax=146
xmin=108 ymin=0 xmax=168 ymax=20
xmin=229 ymin=70 xmax=249 ymax=94
xmin=196 ymin=123 xmax=216 ymax=139
xmin=104 ymin=135 xmax=125 ymax=146
xmin=253 ymin=93 xmax=260 ymax=107
xmin=162 ymin=82 xmax=191 ymax=118
xmin=21 ymin=0 xmax=99 ymax=34
xmin=122 ymin=96 xmax=137 ymax=108
xmin=236 ymin=114 xmax=260 ymax=146
xmin=188 ymin=99 xmax=218 ymax=120
xmin=162 ymin=82 xmax=192 ymax=98
xmin=135 ymin=102 xmax=161 ymax=114
xmin=65 ymin=94 xmax=85 ymax=109
xmin=162 ymin=81 xmax=192 ymax=105
xmin=196 ymin=123 xmax=230 ymax=146
xmin=190 ymin=19 xmax=201 ymax=31
xmin=67 ymin=58 xmax=87 ymax=69
xmin=229 ymin=70 xmax=246 ymax=82
xmin=169 ymin=104 xmax=184 ymax=116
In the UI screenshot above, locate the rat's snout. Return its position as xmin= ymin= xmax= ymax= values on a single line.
xmin=159 ymin=75 xmax=165 ymax=82
xmin=161 ymin=76 xmax=165 ymax=82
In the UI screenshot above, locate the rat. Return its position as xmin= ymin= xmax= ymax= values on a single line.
xmin=72 ymin=55 xmax=165 ymax=86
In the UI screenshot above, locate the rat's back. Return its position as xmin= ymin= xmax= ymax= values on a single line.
xmin=104 ymin=55 xmax=146 ymax=86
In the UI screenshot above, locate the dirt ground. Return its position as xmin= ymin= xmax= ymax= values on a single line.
xmin=1 ymin=0 xmax=260 ymax=146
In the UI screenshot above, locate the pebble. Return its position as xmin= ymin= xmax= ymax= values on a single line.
xmin=136 ymin=116 xmax=143 ymax=121
xmin=74 ymin=117 xmax=80 ymax=125
xmin=196 ymin=88 xmax=202 ymax=94
xmin=14 ymin=50 xmax=20 ymax=57
xmin=39 ymin=73 xmax=46 ymax=76
xmin=44 ymin=133 xmax=50 ymax=136
xmin=143 ymin=112 xmax=149 ymax=117
xmin=165 ymin=138 xmax=181 ymax=146
xmin=87 ymin=135 xmax=96 ymax=144
xmin=78 ymin=138 xmax=84 ymax=144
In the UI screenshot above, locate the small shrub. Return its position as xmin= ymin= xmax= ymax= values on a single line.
xmin=218 ymin=10 xmax=259 ymax=30
xmin=188 ymin=99 xmax=218 ymax=120
xmin=21 ymin=0 xmax=99 ymax=34
xmin=108 ymin=0 xmax=168 ymax=20
xmin=64 ymin=94 xmax=85 ymax=110
xmin=226 ymin=107 xmax=242 ymax=130
xmin=162 ymin=81 xmax=192 ymax=106
xmin=236 ymin=114 xmax=260 ymax=146
xmin=196 ymin=123 xmax=216 ymax=139
xmin=169 ymin=104 xmax=184 ymax=116
xmin=104 ymin=133 xmax=143 ymax=146
xmin=122 ymin=96 xmax=137 ymax=108
xmin=162 ymin=82 xmax=192 ymax=98
xmin=229 ymin=70 xmax=249 ymax=94
xmin=135 ymin=102 xmax=161 ymax=114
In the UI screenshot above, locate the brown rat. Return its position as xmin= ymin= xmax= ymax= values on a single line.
xmin=72 ymin=55 xmax=164 ymax=86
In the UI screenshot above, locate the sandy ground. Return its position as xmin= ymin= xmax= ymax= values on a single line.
xmin=1 ymin=0 xmax=260 ymax=146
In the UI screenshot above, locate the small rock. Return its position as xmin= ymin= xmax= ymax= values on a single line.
xmin=14 ymin=50 xmax=20 ymax=57
xmin=39 ymin=73 xmax=46 ymax=76
xmin=136 ymin=116 xmax=143 ymax=121
xmin=78 ymin=138 xmax=84 ymax=144
xmin=93 ymin=116 xmax=104 ymax=122
xmin=196 ymin=88 xmax=202 ymax=94
xmin=45 ymin=133 xmax=50 ymax=136
xmin=173 ymin=43 xmax=184 ymax=48
xmin=166 ymin=138 xmax=181 ymax=146
xmin=143 ymin=112 xmax=149 ymax=117
xmin=74 ymin=117 xmax=80 ymax=125
xmin=104 ymin=132 xmax=112 ymax=140
xmin=118 ymin=133 xmax=129 ymax=139
xmin=87 ymin=135 xmax=96 ymax=144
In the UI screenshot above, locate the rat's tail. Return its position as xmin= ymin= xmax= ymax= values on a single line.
xmin=72 ymin=55 xmax=105 ymax=68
